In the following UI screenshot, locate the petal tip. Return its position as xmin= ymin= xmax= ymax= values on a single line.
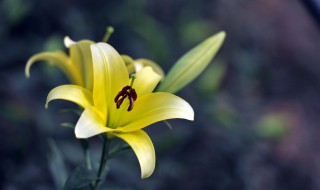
xmin=25 ymin=67 xmax=30 ymax=78
xmin=140 ymin=161 xmax=155 ymax=179
xmin=74 ymin=126 xmax=85 ymax=139
xmin=188 ymin=113 xmax=195 ymax=121
xmin=25 ymin=60 xmax=32 ymax=78
xmin=141 ymin=171 xmax=153 ymax=179
xmin=74 ymin=131 xmax=83 ymax=139
xmin=64 ymin=36 xmax=75 ymax=48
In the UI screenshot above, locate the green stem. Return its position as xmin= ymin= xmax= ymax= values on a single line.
xmin=93 ymin=137 xmax=110 ymax=189
xmin=85 ymin=148 xmax=92 ymax=170
xmin=80 ymin=139 xmax=92 ymax=170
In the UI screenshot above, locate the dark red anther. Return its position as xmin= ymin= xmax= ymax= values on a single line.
xmin=122 ymin=86 xmax=131 ymax=92
xmin=130 ymin=88 xmax=137 ymax=101
xmin=114 ymin=85 xmax=137 ymax=111
xmin=127 ymin=96 xmax=135 ymax=111
xmin=114 ymin=92 xmax=123 ymax=103
xmin=114 ymin=86 xmax=131 ymax=103
xmin=116 ymin=94 xmax=128 ymax=109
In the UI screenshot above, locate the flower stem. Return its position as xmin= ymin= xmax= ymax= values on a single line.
xmin=85 ymin=148 xmax=92 ymax=170
xmin=93 ymin=137 xmax=110 ymax=189
xmin=80 ymin=139 xmax=92 ymax=170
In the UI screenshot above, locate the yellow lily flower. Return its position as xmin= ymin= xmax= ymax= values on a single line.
xmin=45 ymin=43 xmax=194 ymax=178
xmin=25 ymin=36 xmax=95 ymax=91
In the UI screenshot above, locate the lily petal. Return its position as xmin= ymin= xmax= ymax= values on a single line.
xmin=26 ymin=51 xmax=82 ymax=85
xmin=64 ymin=36 xmax=76 ymax=48
xmin=75 ymin=106 xmax=114 ymax=138
xmin=134 ymin=58 xmax=165 ymax=79
xmin=121 ymin=54 xmax=136 ymax=74
xmin=69 ymin=39 xmax=95 ymax=91
xmin=134 ymin=67 xmax=162 ymax=96
xmin=120 ymin=55 xmax=165 ymax=78
xmin=113 ymin=130 xmax=155 ymax=179
xmin=46 ymin=85 xmax=93 ymax=109
xmin=91 ymin=43 xmax=129 ymax=123
xmin=117 ymin=92 xmax=194 ymax=132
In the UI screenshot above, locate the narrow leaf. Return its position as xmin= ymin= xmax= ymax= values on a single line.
xmin=47 ymin=139 xmax=68 ymax=189
xmin=109 ymin=144 xmax=132 ymax=159
xmin=61 ymin=122 xmax=75 ymax=128
xmin=63 ymin=165 xmax=97 ymax=190
xmin=163 ymin=120 xmax=173 ymax=130
xmin=59 ymin=108 xmax=83 ymax=116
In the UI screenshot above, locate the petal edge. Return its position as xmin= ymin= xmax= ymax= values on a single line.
xmin=118 ymin=92 xmax=194 ymax=132
xmin=75 ymin=106 xmax=114 ymax=138
xmin=46 ymin=85 xmax=93 ymax=109
xmin=113 ymin=130 xmax=155 ymax=178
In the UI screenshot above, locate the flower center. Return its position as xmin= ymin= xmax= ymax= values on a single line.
xmin=114 ymin=74 xmax=137 ymax=111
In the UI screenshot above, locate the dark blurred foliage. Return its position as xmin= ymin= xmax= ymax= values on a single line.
xmin=1 ymin=0 xmax=320 ymax=189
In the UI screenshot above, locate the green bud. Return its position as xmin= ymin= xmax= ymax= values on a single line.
xmin=157 ymin=31 xmax=226 ymax=93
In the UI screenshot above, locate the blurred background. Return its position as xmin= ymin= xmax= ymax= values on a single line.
xmin=1 ymin=0 xmax=320 ymax=189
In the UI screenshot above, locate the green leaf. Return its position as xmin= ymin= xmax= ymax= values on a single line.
xmin=61 ymin=122 xmax=75 ymax=128
xmin=63 ymin=165 xmax=97 ymax=190
xmin=157 ymin=31 xmax=226 ymax=93
xmin=59 ymin=108 xmax=82 ymax=116
xmin=47 ymin=139 xmax=68 ymax=189
xmin=109 ymin=144 xmax=132 ymax=159
xmin=163 ymin=120 xmax=173 ymax=130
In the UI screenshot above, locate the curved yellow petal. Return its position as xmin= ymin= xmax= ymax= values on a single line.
xmin=134 ymin=58 xmax=165 ymax=79
xmin=117 ymin=92 xmax=194 ymax=132
xmin=46 ymin=85 xmax=93 ymax=109
xmin=75 ymin=106 xmax=115 ymax=138
xmin=113 ymin=130 xmax=155 ymax=179
xmin=25 ymin=51 xmax=82 ymax=85
xmin=90 ymin=43 xmax=129 ymax=123
xmin=69 ymin=39 xmax=95 ymax=91
xmin=25 ymin=51 xmax=67 ymax=78
xmin=134 ymin=67 xmax=162 ymax=96
xmin=121 ymin=55 xmax=165 ymax=78
xmin=121 ymin=54 xmax=136 ymax=74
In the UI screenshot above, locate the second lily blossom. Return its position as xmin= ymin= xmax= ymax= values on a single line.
xmin=25 ymin=35 xmax=165 ymax=92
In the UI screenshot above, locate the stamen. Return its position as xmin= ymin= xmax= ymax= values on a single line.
xmin=102 ymin=26 xmax=114 ymax=43
xmin=127 ymin=96 xmax=134 ymax=111
xmin=116 ymin=94 xmax=128 ymax=109
xmin=114 ymin=86 xmax=130 ymax=103
xmin=130 ymin=88 xmax=137 ymax=101
xmin=114 ymin=74 xmax=138 ymax=111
